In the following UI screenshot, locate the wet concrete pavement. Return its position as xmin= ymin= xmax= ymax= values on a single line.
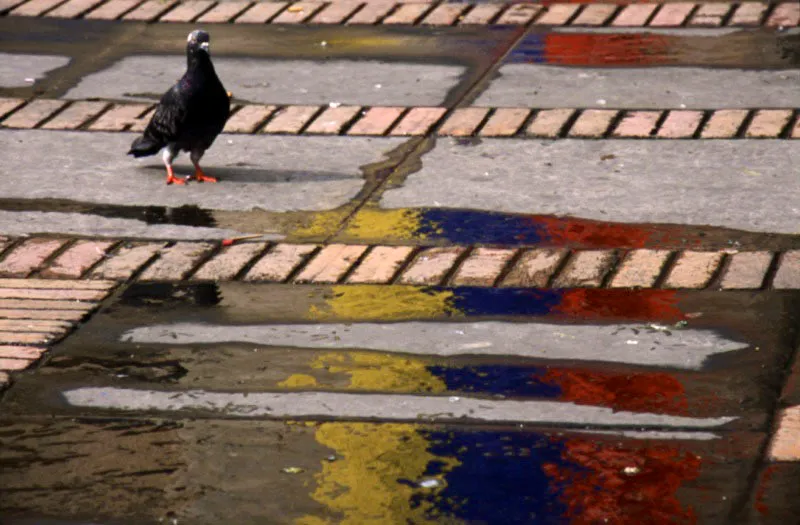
xmin=2 ymin=6 xmax=800 ymax=524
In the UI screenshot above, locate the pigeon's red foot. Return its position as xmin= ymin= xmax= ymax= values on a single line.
xmin=192 ymin=169 xmax=218 ymax=183
xmin=166 ymin=174 xmax=186 ymax=185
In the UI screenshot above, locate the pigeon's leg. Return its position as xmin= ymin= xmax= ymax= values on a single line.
xmin=190 ymin=149 xmax=218 ymax=183
xmin=163 ymin=145 xmax=185 ymax=185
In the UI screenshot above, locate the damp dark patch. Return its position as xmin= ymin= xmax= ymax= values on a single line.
xmin=119 ymin=283 xmax=221 ymax=308
xmin=46 ymin=356 xmax=188 ymax=383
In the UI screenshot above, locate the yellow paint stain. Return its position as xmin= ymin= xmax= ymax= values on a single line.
xmin=291 ymin=210 xmax=351 ymax=240
xmin=278 ymin=374 xmax=319 ymax=388
xmin=307 ymin=285 xmax=460 ymax=321
xmin=342 ymin=208 xmax=427 ymax=242
xmin=296 ymin=422 xmax=460 ymax=525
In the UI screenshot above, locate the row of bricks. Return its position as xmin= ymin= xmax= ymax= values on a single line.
xmin=3 ymin=0 xmax=798 ymax=27
xmin=2 ymin=98 xmax=799 ymax=139
xmin=2 ymin=236 xmax=800 ymax=290
xmin=0 ymin=278 xmax=116 ymax=386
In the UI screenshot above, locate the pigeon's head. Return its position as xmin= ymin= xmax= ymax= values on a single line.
xmin=187 ymin=30 xmax=211 ymax=55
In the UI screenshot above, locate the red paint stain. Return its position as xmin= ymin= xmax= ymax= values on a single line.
xmin=544 ymin=33 xmax=672 ymax=67
xmin=542 ymin=369 xmax=688 ymax=414
xmin=755 ymin=464 xmax=778 ymax=516
xmin=535 ymin=215 xmax=701 ymax=249
xmin=543 ymin=440 xmax=702 ymax=524
xmin=557 ymin=289 xmax=685 ymax=322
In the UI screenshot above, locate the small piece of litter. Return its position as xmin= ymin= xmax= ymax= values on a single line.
xmin=623 ymin=466 xmax=640 ymax=475
xmin=329 ymin=102 xmax=341 ymax=108
xmin=596 ymin=99 xmax=607 ymax=105
xmin=418 ymin=478 xmax=441 ymax=488
xmin=320 ymin=41 xmax=328 ymax=47
xmin=24 ymin=78 xmax=34 ymax=83
xmin=674 ymin=320 xmax=688 ymax=329
xmin=626 ymin=340 xmax=639 ymax=345
xmin=281 ymin=467 xmax=305 ymax=474
xmin=374 ymin=84 xmax=382 ymax=89
xmin=449 ymin=396 xmax=460 ymax=403
xmin=325 ymin=455 xmax=337 ymax=462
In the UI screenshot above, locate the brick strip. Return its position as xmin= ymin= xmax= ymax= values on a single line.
xmin=0 ymin=238 xmax=67 ymax=277
xmin=397 ymin=247 xmax=466 ymax=285
xmin=39 ymin=240 xmax=115 ymax=278
xmin=4 ymin=101 xmax=800 ymax=140
xmin=663 ymin=251 xmax=724 ymax=289
xmin=243 ymin=243 xmax=317 ymax=282
xmin=197 ymin=0 xmax=251 ymax=23
xmin=84 ymin=0 xmax=142 ymax=19
xmin=89 ymin=242 xmax=165 ymax=280
xmin=294 ymin=244 xmax=367 ymax=283
xmin=552 ymin=250 xmax=616 ymax=288
xmin=192 ymin=242 xmax=267 ymax=281
xmin=138 ymin=242 xmax=215 ymax=281
xmin=499 ymin=249 xmax=566 ymax=288
xmin=47 ymin=0 xmax=106 ymax=18
xmin=450 ymin=248 xmax=516 ymax=287
xmin=347 ymin=246 xmax=414 ymax=284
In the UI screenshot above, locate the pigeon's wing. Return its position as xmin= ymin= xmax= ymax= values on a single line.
xmin=143 ymin=84 xmax=188 ymax=145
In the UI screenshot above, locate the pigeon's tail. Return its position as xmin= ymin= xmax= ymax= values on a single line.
xmin=127 ymin=135 xmax=163 ymax=158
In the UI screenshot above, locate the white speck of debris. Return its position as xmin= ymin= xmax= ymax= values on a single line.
xmin=326 ymin=455 xmax=337 ymax=462
xmin=320 ymin=41 xmax=327 ymax=47
xmin=647 ymin=323 xmax=669 ymax=332
xmin=449 ymin=396 xmax=460 ymax=403
xmin=623 ymin=466 xmax=640 ymax=475
xmin=484 ymin=172 xmax=490 ymax=177
xmin=460 ymin=342 xmax=492 ymax=350
xmin=626 ymin=340 xmax=639 ymax=345
xmin=596 ymin=99 xmax=607 ymax=105
xmin=281 ymin=467 xmax=305 ymax=474
xmin=227 ymin=140 xmax=233 ymax=144
xmin=329 ymin=101 xmax=341 ymax=108
xmin=419 ymin=478 xmax=441 ymax=488
xmin=454 ymin=330 xmax=465 ymax=335
xmin=680 ymin=104 xmax=687 ymax=109
xmin=374 ymin=84 xmax=382 ymax=89
xmin=24 ymin=77 xmax=34 ymax=83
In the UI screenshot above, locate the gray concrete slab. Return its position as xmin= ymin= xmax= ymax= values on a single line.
xmin=120 ymin=321 xmax=747 ymax=370
xmin=381 ymin=139 xmax=800 ymax=234
xmin=474 ymin=65 xmax=800 ymax=109
xmin=65 ymin=57 xmax=466 ymax=106
xmin=63 ymin=387 xmax=737 ymax=428
xmin=0 ymin=53 xmax=69 ymax=88
xmin=0 ymin=130 xmax=405 ymax=212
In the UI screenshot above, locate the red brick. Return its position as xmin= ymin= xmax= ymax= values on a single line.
xmin=192 ymin=242 xmax=268 ymax=281
xmin=688 ymin=3 xmax=730 ymax=26
xmin=657 ymin=110 xmax=703 ymax=138
xmin=420 ymin=3 xmax=465 ymax=25
xmin=389 ymin=107 xmax=446 ymax=136
xmin=552 ymin=250 xmax=616 ymax=288
xmin=568 ymin=110 xmax=617 ymax=138
xmin=0 ymin=278 xmax=113 ymax=290
xmin=611 ymin=111 xmax=661 ymax=138
xmin=139 ymin=242 xmax=215 ymax=281
xmin=234 ymin=1 xmax=286 ymax=22
xmin=347 ymin=246 xmax=414 ymax=284
xmin=534 ymin=4 xmax=579 ymax=25
xmin=496 ymin=3 xmax=542 ymax=25
xmin=525 ymin=109 xmax=575 ymax=137
xmin=244 ymin=243 xmax=317 ymax=281
xmin=346 ymin=2 xmax=393 ymax=24
xmin=498 ymin=249 xmax=567 ymax=287
xmin=700 ymin=110 xmax=748 ymax=138
xmin=0 ymin=309 xmax=87 ymax=321
xmin=773 ymin=251 xmax=800 ymax=289
xmin=649 ymin=3 xmax=694 ymax=26
xmin=0 ymin=239 xmax=66 ymax=278
xmin=720 ymin=251 xmax=772 ymax=290
xmin=197 ymin=0 xmax=251 ymax=22
xmin=261 ymin=105 xmax=320 ymax=134
xmin=2 ymin=100 xmax=67 ymax=129
xmin=383 ymin=3 xmax=430 ymax=25
xmin=347 ymin=107 xmax=405 ymax=135
xmin=611 ymin=4 xmax=657 ymax=26
xmin=128 ymin=107 xmax=155 ymax=133
xmin=397 ymin=247 xmax=465 ymax=285
xmin=728 ymin=2 xmax=768 ymax=26
xmin=46 ymin=0 xmax=105 ymax=17
xmin=40 ymin=101 xmax=108 ymax=130
xmin=479 ymin=108 xmax=530 ymax=137
xmin=663 ymin=251 xmax=723 ymax=289
xmin=437 ymin=107 xmax=489 ymax=136
xmin=766 ymin=2 xmax=800 ymax=27
xmin=294 ymin=244 xmax=367 ymax=283
xmin=0 ymin=0 xmax=29 ymax=13
xmin=769 ymin=406 xmax=800 ymax=460
xmin=11 ymin=0 xmax=64 ymax=15
xmin=0 ymin=98 xmax=26 ymax=120
xmin=609 ymin=250 xmax=670 ymax=288
xmin=450 ymin=248 xmax=516 ymax=287
xmin=84 ymin=0 xmax=142 ymax=19
xmin=0 ymin=298 xmax=94 ymax=310
xmin=0 ymin=346 xmax=47 ymax=359
xmin=0 ymin=287 xmax=106 ymax=301
xmin=158 ymin=0 xmax=214 ymax=21
xmin=40 ymin=240 xmax=115 ymax=279
xmin=89 ymin=242 xmax=166 ymax=280
xmin=571 ymin=4 xmax=616 ymax=26
xmin=310 ymin=2 xmax=361 ymax=24
xmin=457 ymin=4 xmax=503 ymax=25
xmin=745 ymin=110 xmax=793 ymax=138
xmin=0 ymin=320 xmax=69 ymax=333
xmin=272 ymin=1 xmax=323 ymax=23
xmin=88 ymin=103 xmax=151 ymax=131
xmin=305 ymin=105 xmax=361 ymax=134
xmin=0 ymin=357 xmax=35 ymax=370
xmin=224 ymin=105 xmax=277 ymax=133
xmin=122 ymin=0 xmax=178 ymax=20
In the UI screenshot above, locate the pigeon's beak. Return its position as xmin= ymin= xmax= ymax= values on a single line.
xmin=200 ymin=42 xmax=209 ymax=52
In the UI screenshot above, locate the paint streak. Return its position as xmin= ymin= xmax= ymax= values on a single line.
xmin=755 ymin=464 xmax=778 ymax=516
xmin=542 ymin=440 xmax=702 ymax=524
xmin=556 ymin=289 xmax=685 ymax=322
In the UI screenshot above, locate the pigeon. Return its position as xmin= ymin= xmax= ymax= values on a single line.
xmin=128 ymin=30 xmax=230 ymax=185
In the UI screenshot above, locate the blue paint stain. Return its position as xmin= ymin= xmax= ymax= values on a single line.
xmin=417 ymin=208 xmax=547 ymax=245
xmin=428 ymin=365 xmax=563 ymax=398
xmin=445 ymin=287 xmax=564 ymax=317
xmin=505 ymin=34 xmax=548 ymax=65
xmin=411 ymin=430 xmax=574 ymax=523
